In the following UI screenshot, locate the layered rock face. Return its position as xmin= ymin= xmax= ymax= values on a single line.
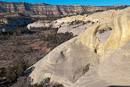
xmin=27 ymin=7 xmax=130 ymax=87
xmin=0 ymin=1 xmax=128 ymax=17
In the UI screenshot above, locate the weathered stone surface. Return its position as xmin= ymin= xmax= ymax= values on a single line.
xmin=79 ymin=7 xmax=130 ymax=60
xmin=28 ymin=7 xmax=130 ymax=87
xmin=27 ymin=21 xmax=52 ymax=29
xmin=28 ymin=38 xmax=99 ymax=86
xmin=54 ymin=10 xmax=117 ymax=35
xmin=27 ymin=14 xmax=95 ymax=35
xmin=54 ymin=14 xmax=95 ymax=35
xmin=70 ymin=40 xmax=130 ymax=87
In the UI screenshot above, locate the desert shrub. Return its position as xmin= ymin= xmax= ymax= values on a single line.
xmin=110 ymin=5 xmax=129 ymax=10
xmin=69 ymin=20 xmax=84 ymax=25
xmin=79 ymin=12 xmax=88 ymax=15
xmin=0 ymin=27 xmax=35 ymax=40
xmin=0 ymin=31 xmax=11 ymax=40
xmin=6 ymin=66 xmax=18 ymax=82
xmin=13 ymin=27 xmax=32 ymax=36
xmin=0 ymin=34 xmax=10 ymax=40
xmin=16 ymin=41 xmax=26 ymax=45
xmin=52 ymin=83 xmax=64 ymax=87
xmin=31 ymin=27 xmax=58 ymax=32
xmin=0 ymin=28 xmax=22 ymax=36
xmin=28 ymin=83 xmax=64 ymax=87
xmin=12 ymin=39 xmax=26 ymax=46
xmin=24 ymin=47 xmax=34 ymax=53
xmin=13 ymin=47 xmax=34 ymax=54
xmin=95 ymin=10 xmax=104 ymax=12
xmin=5 ymin=58 xmax=27 ymax=83
xmin=56 ymin=32 xmax=74 ymax=44
xmin=40 ymin=32 xmax=73 ymax=47
xmin=0 ymin=68 xmax=6 ymax=77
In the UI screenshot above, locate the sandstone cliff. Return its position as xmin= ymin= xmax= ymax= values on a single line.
xmin=0 ymin=1 xmax=128 ymax=17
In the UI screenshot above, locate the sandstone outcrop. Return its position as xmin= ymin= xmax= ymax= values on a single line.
xmin=55 ymin=10 xmax=117 ymax=35
xmin=27 ymin=10 xmax=117 ymax=35
xmin=27 ymin=7 xmax=130 ymax=87
xmin=53 ymin=14 xmax=94 ymax=35
xmin=27 ymin=21 xmax=52 ymax=29
xmin=70 ymin=40 xmax=130 ymax=87
xmin=27 ymin=14 xmax=95 ymax=35
xmin=27 ymin=37 xmax=99 ymax=86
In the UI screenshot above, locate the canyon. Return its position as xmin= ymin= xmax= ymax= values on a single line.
xmin=0 ymin=1 xmax=130 ymax=87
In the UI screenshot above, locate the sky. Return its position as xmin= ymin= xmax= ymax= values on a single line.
xmin=0 ymin=0 xmax=130 ymax=6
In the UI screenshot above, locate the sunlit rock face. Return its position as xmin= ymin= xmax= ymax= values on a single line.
xmin=70 ymin=39 xmax=130 ymax=87
xmin=54 ymin=14 xmax=94 ymax=35
xmin=27 ymin=21 xmax=52 ymax=29
xmin=27 ymin=7 xmax=130 ymax=87
xmin=27 ymin=14 xmax=95 ymax=35
xmin=80 ymin=7 xmax=130 ymax=60
xmin=0 ymin=1 xmax=128 ymax=17
xmin=70 ymin=40 xmax=130 ymax=87
xmin=54 ymin=10 xmax=117 ymax=35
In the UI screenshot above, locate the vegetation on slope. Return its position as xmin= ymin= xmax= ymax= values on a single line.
xmin=0 ymin=26 xmax=73 ymax=87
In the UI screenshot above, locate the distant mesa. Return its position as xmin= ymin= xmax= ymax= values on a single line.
xmin=0 ymin=1 xmax=129 ymax=17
